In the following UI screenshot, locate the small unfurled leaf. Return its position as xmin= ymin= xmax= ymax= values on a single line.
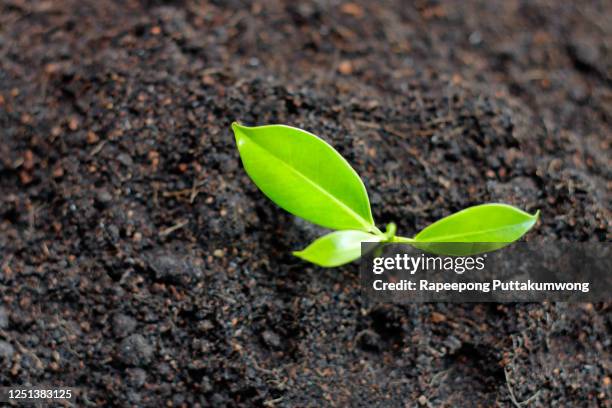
xmin=293 ymin=230 xmax=382 ymax=267
xmin=232 ymin=123 xmax=376 ymax=232
xmin=412 ymin=204 xmax=539 ymax=255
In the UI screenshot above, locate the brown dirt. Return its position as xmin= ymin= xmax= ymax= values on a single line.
xmin=0 ymin=0 xmax=610 ymax=406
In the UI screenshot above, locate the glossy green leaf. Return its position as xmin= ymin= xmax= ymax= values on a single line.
xmin=232 ymin=123 xmax=377 ymax=232
xmin=293 ymin=230 xmax=382 ymax=267
xmin=410 ymin=204 xmax=539 ymax=256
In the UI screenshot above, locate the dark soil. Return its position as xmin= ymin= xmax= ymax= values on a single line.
xmin=1 ymin=0 xmax=610 ymax=406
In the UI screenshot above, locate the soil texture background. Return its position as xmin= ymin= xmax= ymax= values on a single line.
xmin=0 ymin=0 xmax=611 ymax=406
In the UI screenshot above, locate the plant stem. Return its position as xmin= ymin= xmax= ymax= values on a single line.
xmin=391 ymin=235 xmax=416 ymax=243
xmin=384 ymin=222 xmax=397 ymax=241
xmin=371 ymin=225 xmax=384 ymax=236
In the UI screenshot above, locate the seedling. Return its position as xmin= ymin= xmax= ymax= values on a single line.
xmin=232 ymin=123 xmax=539 ymax=267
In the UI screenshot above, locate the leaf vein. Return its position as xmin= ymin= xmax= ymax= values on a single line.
xmin=245 ymin=136 xmax=373 ymax=231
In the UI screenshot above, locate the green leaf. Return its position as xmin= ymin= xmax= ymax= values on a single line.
xmin=411 ymin=204 xmax=539 ymax=256
xmin=232 ymin=123 xmax=377 ymax=232
xmin=293 ymin=230 xmax=382 ymax=267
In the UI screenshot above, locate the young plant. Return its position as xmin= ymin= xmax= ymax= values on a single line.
xmin=232 ymin=123 xmax=539 ymax=267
